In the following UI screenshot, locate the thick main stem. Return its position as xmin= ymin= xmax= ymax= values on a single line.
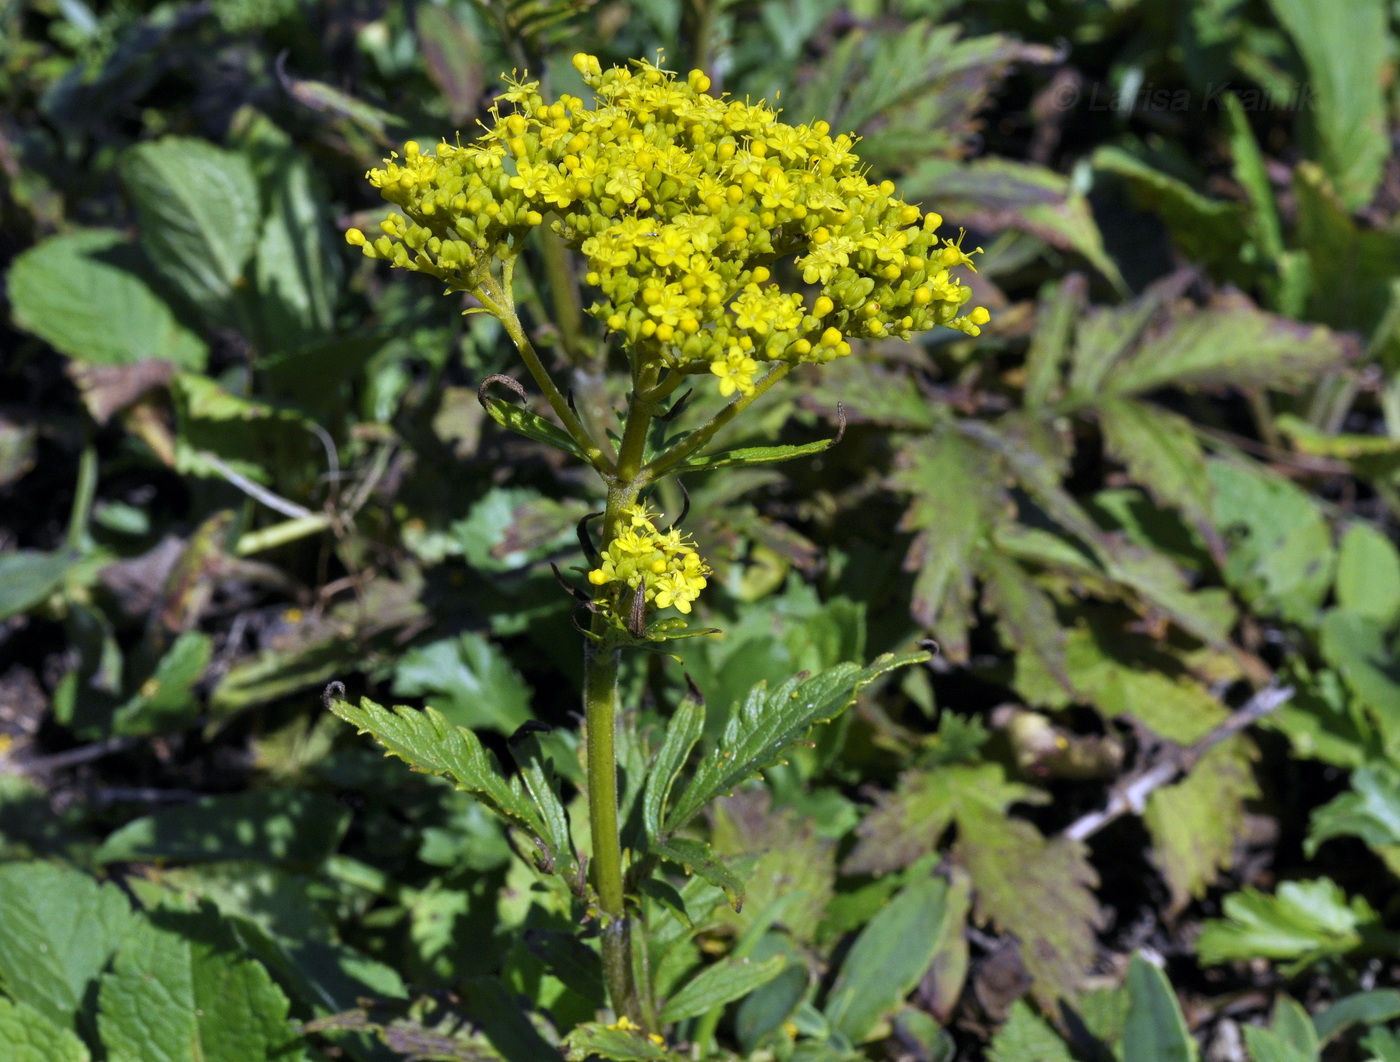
xmin=584 ymin=373 xmax=655 ymax=1026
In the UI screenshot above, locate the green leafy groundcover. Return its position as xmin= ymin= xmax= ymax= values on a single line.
xmin=3 ymin=0 xmax=1400 ymax=1059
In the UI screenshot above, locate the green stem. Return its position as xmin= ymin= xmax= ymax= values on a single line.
xmin=584 ymin=377 xmax=657 ymax=1027
xmin=642 ymin=361 xmax=791 ymax=482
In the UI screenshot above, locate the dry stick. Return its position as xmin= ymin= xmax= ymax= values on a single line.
xmin=1061 ymin=684 xmax=1294 ymax=843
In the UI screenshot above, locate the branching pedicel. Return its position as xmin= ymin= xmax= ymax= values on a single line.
xmin=345 ymin=54 xmax=984 ymax=1034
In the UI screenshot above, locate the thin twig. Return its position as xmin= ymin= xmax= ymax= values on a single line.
xmin=9 ymin=736 xmax=142 ymax=775
xmin=199 ymin=450 xmax=315 ymax=520
xmin=1061 ymin=684 xmax=1293 ymax=842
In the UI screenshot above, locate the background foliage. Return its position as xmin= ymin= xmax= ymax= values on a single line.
xmin=3 ymin=0 xmax=1400 ymax=1058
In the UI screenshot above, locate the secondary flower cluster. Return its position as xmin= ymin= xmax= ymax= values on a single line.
xmin=347 ymin=55 xmax=988 ymax=397
xmin=587 ymin=504 xmax=710 ymax=617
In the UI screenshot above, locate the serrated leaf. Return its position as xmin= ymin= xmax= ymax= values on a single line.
xmin=1099 ymin=399 xmax=1222 ymax=561
xmin=824 ymin=873 xmax=965 ymax=1043
xmin=1104 ymin=300 xmax=1348 ymax=396
xmin=652 ymin=836 xmax=746 ymax=911
xmin=98 ymin=913 xmax=304 ymax=1062
xmin=1067 ymin=271 xmax=1195 ymax=399
xmin=674 ymin=435 xmax=838 ymax=472
xmin=1122 ymin=954 xmax=1197 ymax=1062
xmin=1306 ymin=762 xmax=1400 ymax=861
xmin=957 ymin=809 xmax=1102 ymax=1007
xmin=7 ymin=230 xmax=207 ymax=369
xmin=0 ymin=997 xmax=89 ymax=1062
xmin=659 ymin=955 xmax=786 ymax=1024
xmin=393 ymin=632 xmax=533 ymax=734
xmin=643 ymin=696 xmax=705 ymax=841
xmin=891 ymin=431 xmax=1010 ymax=655
xmin=979 ymin=550 xmax=1069 ymax=690
xmin=663 ymin=652 xmax=926 ymax=833
xmin=0 ymin=862 xmax=137 ymax=1031
xmin=121 ymin=138 xmax=261 ymax=323
xmin=1023 ymin=274 xmax=1086 ymax=411
xmin=1335 ymin=523 xmax=1400 ymax=629
xmin=987 ymin=999 xmax=1074 ymax=1062
xmin=480 ymin=394 xmax=586 ymax=459
xmin=1266 ymin=0 xmax=1389 ymax=211
xmin=328 ymin=694 xmax=550 ymax=853
xmin=1196 ymin=879 xmax=1377 ymax=969
xmin=1144 ymin=738 xmax=1260 ymax=911
xmin=506 ymin=730 xmax=575 ymax=877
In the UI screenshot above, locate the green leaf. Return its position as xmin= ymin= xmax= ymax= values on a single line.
xmin=1211 ymin=459 xmax=1335 ymax=627
xmin=95 ymin=790 xmax=350 ymax=867
xmin=1313 ymin=989 xmax=1400 ymax=1044
xmin=121 ymin=137 xmax=261 ymax=323
xmin=172 ymin=372 xmax=314 ymax=485
xmin=505 ymin=729 xmax=575 ymax=878
xmin=979 ymin=551 xmax=1069 ymax=690
xmin=0 ymin=862 xmax=137 ymax=1032
xmin=1364 ymin=1028 xmax=1400 ymax=1062
xmin=112 ymin=630 xmax=212 ymax=736
xmin=98 ymin=912 xmax=304 ymax=1062
xmin=6 ymin=230 xmax=207 ymax=369
xmin=643 ymin=696 xmax=704 ymax=841
xmin=1222 ymin=95 xmax=1285 ymax=267
xmin=1265 ymin=0 xmax=1389 ymax=210
xmin=1306 ymin=763 xmax=1400 ymax=863
xmin=1143 ymin=738 xmax=1259 ymax=911
xmin=652 ymin=836 xmax=746 ymax=912
xmin=1318 ymin=610 xmax=1400 ymax=754
xmin=674 ymin=435 xmax=838 ymax=472
xmin=1335 ymin=522 xmax=1400 ymax=629
xmin=393 ymin=632 xmax=533 ymax=734
xmin=479 ymin=394 xmax=586 ymax=460
xmin=1104 ymin=301 xmax=1348 ymax=396
xmin=0 ymin=549 xmax=75 ymax=621
xmin=1098 ymin=399 xmax=1221 ymax=560
xmin=0 ymin=997 xmax=89 ymax=1062
xmin=1023 ymin=275 xmax=1086 ymax=411
xmin=1122 ymin=953 xmax=1197 ymax=1062
xmin=987 ymin=999 xmax=1074 ymax=1062
xmin=659 ymin=954 xmax=786 ymax=1024
xmin=253 ymin=145 xmax=339 ymax=350
xmin=824 ymin=873 xmax=965 ymax=1043
xmin=1196 ymin=879 xmax=1377 ymax=969
xmin=663 ymin=651 xmax=926 ymax=833
xmin=563 ymin=1022 xmax=675 ymax=1061
xmin=327 ymin=694 xmax=552 ymax=857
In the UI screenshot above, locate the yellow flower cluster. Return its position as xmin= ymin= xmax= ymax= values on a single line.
xmin=587 ymin=505 xmax=710 ymax=616
xmin=347 ymin=55 xmax=988 ymax=396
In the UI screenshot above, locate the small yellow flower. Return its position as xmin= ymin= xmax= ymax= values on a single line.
xmin=710 ymin=349 xmax=758 ymax=397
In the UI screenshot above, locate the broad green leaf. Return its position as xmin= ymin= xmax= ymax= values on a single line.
xmin=1099 ymin=399 xmax=1221 ymax=560
xmin=1266 ymin=0 xmax=1389 ymax=210
xmin=1335 ymin=523 xmax=1400 ymax=629
xmin=1318 ymin=610 xmax=1400 ymax=754
xmin=957 ymin=808 xmax=1102 ymax=1008
xmin=0 ymin=549 xmax=75 ymax=621
xmin=660 ymin=955 xmax=786 ymax=1024
xmin=6 ymin=230 xmax=207 ymax=368
xmin=480 ymin=394 xmax=586 ymax=460
xmin=1093 ymin=147 xmax=1249 ymax=283
xmin=96 ymin=790 xmax=350 ymax=867
xmin=824 ymin=873 xmax=965 ymax=1043
xmin=1105 ymin=302 xmax=1347 ymax=396
xmin=0 ymin=862 xmax=137 ymax=1031
xmin=1365 ymin=1028 xmax=1400 ymax=1062
xmin=734 ymin=935 xmax=811 ymax=1053
xmin=327 ymin=694 xmax=551 ymax=854
xmin=1143 ymin=738 xmax=1259 ymax=911
xmin=393 ymin=632 xmax=533 ymax=734
xmin=98 ymin=914 xmax=304 ymax=1062
xmin=253 ymin=146 xmax=339 ymax=350
xmin=643 ymin=696 xmax=705 ymax=840
xmin=987 ymin=999 xmax=1074 ymax=1062
xmin=652 ymin=836 xmax=746 ymax=911
xmin=111 ymin=630 xmax=212 ymax=735
xmin=563 ymin=1022 xmax=675 ymax=1061
xmin=674 ymin=435 xmax=838 ymax=472
xmin=1271 ymin=996 xmax=1320 ymax=1059
xmin=1306 ymin=763 xmax=1400 ymax=868
xmin=121 ymin=137 xmax=260 ymax=323
xmin=1211 ymin=459 xmax=1334 ymax=627
xmin=1122 ymin=954 xmax=1197 ymax=1062
xmin=171 ymin=372 xmax=314 ymax=485
xmin=1244 ymin=1026 xmax=1315 ymax=1062
xmin=1196 ymin=879 xmax=1378 ymax=969
xmin=0 ymin=997 xmax=89 ymax=1062
xmin=1313 ymin=989 xmax=1400 ymax=1044
xmin=663 ymin=652 xmax=927 ymax=833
